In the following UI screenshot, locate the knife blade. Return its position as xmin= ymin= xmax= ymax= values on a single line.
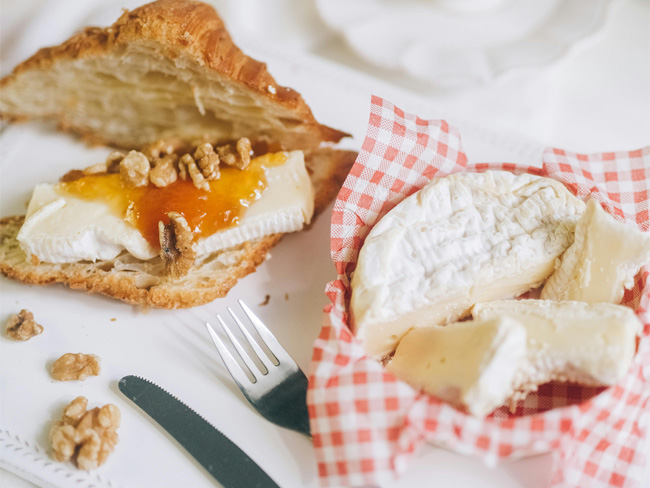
xmin=118 ymin=375 xmax=280 ymax=488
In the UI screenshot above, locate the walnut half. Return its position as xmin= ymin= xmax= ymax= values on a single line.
xmin=50 ymin=396 xmax=120 ymax=471
xmin=158 ymin=212 xmax=197 ymax=279
xmin=52 ymin=353 xmax=101 ymax=381
xmin=5 ymin=309 xmax=43 ymax=341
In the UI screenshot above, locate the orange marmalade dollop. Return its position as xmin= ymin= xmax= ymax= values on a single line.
xmin=58 ymin=152 xmax=287 ymax=248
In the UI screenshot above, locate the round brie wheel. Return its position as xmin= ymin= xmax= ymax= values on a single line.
xmin=350 ymin=170 xmax=586 ymax=359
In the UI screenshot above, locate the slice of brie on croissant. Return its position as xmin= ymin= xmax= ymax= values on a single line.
xmin=18 ymin=151 xmax=313 ymax=264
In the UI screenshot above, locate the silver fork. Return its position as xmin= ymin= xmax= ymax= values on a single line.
xmin=205 ymin=300 xmax=311 ymax=437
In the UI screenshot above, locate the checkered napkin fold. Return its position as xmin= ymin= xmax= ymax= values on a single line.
xmin=307 ymin=96 xmax=650 ymax=488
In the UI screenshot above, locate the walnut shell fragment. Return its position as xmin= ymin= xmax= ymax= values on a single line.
xmin=158 ymin=212 xmax=197 ymax=279
xmin=5 ymin=309 xmax=43 ymax=340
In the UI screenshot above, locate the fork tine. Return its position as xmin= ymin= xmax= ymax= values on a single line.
xmin=217 ymin=314 xmax=265 ymax=380
xmin=237 ymin=300 xmax=295 ymax=367
xmin=205 ymin=322 xmax=253 ymax=386
xmin=227 ymin=307 xmax=274 ymax=371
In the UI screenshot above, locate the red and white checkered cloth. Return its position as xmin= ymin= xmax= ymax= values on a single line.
xmin=307 ymin=96 xmax=650 ymax=488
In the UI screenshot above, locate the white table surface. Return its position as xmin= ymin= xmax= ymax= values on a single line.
xmin=0 ymin=1 xmax=648 ymax=487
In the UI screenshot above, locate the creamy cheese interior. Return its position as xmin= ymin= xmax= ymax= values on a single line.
xmin=386 ymin=317 xmax=527 ymax=417
xmin=541 ymin=199 xmax=650 ymax=304
xmin=472 ymin=299 xmax=642 ymax=387
xmin=17 ymin=150 xmax=314 ymax=263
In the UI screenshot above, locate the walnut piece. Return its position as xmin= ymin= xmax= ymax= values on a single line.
xmin=158 ymin=212 xmax=196 ymax=278
xmin=178 ymin=153 xmax=209 ymax=191
xmin=150 ymin=154 xmax=179 ymax=188
xmin=5 ymin=309 xmax=43 ymax=341
xmin=119 ymin=150 xmax=150 ymax=187
xmin=105 ymin=151 xmax=125 ymax=173
xmin=217 ymin=137 xmax=252 ymax=170
xmin=143 ymin=138 xmax=188 ymax=161
xmin=50 ymin=396 xmax=120 ymax=471
xmin=52 ymin=353 xmax=101 ymax=381
xmin=60 ymin=138 xmax=253 ymax=190
xmin=194 ymin=143 xmax=220 ymax=180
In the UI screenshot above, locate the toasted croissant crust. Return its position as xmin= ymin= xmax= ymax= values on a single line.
xmin=0 ymin=0 xmax=348 ymax=150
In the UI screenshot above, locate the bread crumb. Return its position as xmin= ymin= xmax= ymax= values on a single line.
xmin=285 ymin=293 xmax=289 ymax=300
xmin=110 ymin=318 xmax=116 ymax=322
xmin=259 ymin=294 xmax=271 ymax=306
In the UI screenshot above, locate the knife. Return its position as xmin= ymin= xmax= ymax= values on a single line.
xmin=118 ymin=375 xmax=280 ymax=488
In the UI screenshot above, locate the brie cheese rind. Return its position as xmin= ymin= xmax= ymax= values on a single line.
xmin=472 ymin=300 xmax=642 ymax=392
xmin=351 ymin=170 xmax=586 ymax=359
xmin=541 ymin=199 xmax=650 ymax=304
xmin=17 ymin=150 xmax=314 ymax=263
xmin=386 ymin=317 xmax=528 ymax=417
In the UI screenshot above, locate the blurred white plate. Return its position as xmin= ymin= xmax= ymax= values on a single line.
xmin=315 ymin=0 xmax=620 ymax=87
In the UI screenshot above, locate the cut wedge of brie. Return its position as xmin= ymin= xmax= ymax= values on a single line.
xmin=472 ymin=299 xmax=641 ymax=388
xmin=351 ymin=170 xmax=586 ymax=359
xmin=541 ymin=199 xmax=650 ymax=304
xmin=386 ymin=317 xmax=527 ymax=417
xmin=17 ymin=150 xmax=314 ymax=263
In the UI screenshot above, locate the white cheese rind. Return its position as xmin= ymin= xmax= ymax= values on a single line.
xmin=196 ymin=150 xmax=313 ymax=254
xmin=351 ymin=170 xmax=586 ymax=359
xmin=386 ymin=317 xmax=528 ymax=417
xmin=17 ymin=151 xmax=314 ymax=263
xmin=541 ymin=199 xmax=650 ymax=304
xmin=18 ymin=184 xmax=154 ymax=262
xmin=472 ymin=299 xmax=642 ymax=388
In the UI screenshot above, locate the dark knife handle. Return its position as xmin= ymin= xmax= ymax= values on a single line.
xmin=119 ymin=376 xmax=280 ymax=488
